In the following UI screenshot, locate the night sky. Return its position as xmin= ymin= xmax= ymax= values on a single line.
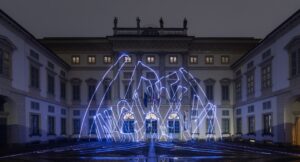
xmin=0 ymin=0 xmax=300 ymax=38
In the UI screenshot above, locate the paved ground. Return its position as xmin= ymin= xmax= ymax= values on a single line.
xmin=0 ymin=141 xmax=300 ymax=162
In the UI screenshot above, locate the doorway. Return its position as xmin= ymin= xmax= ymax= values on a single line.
xmin=0 ymin=117 xmax=7 ymax=145
xmin=293 ymin=117 xmax=300 ymax=145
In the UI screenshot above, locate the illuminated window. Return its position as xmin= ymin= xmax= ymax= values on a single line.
xmin=169 ymin=56 xmax=178 ymax=64
xmin=221 ymin=56 xmax=230 ymax=64
xmin=104 ymin=56 xmax=112 ymax=64
xmin=146 ymin=56 xmax=155 ymax=64
xmin=88 ymin=56 xmax=96 ymax=64
xmin=125 ymin=56 xmax=132 ymax=63
xmin=189 ymin=56 xmax=198 ymax=64
xmin=205 ymin=56 xmax=214 ymax=64
xmin=72 ymin=56 xmax=80 ymax=64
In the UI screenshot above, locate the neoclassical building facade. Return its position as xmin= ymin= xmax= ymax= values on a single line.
xmin=0 ymin=9 xmax=300 ymax=145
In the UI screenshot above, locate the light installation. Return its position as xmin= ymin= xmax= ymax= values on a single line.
xmin=79 ymin=53 xmax=222 ymax=142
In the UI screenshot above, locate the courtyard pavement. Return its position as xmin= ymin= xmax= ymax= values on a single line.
xmin=0 ymin=141 xmax=300 ymax=162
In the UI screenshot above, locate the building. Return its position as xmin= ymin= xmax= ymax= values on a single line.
xmin=0 ymin=9 xmax=299 ymax=145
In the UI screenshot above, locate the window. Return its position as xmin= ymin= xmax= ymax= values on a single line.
xmin=60 ymin=81 xmax=66 ymax=100
xmin=88 ymin=56 xmax=96 ymax=64
xmin=48 ymin=105 xmax=55 ymax=113
xmin=263 ymin=114 xmax=272 ymax=135
xmin=123 ymin=120 xmax=134 ymax=133
xmin=0 ymin=49 xmax=10 ymax=77
xmin=248 ymin=116 xmax=255 ymax=134
xmin=205 ymin=56 xmax=214 ymax=64
xmin=222 ymin=118 xmax=230 ymax=134
xmin=236 ymin=109 xmax=241 ymax=115
xmin=168 ymin=120 xmax=180 ymax=133
xmin=89 ymin=118 xmax=96 ymax=134
xmin=72 ymin=56 xmax=80 ymax=64
xmin=31 ymin=101 xmax=40 ymax=111
xmin=261 ymin=64 xmax=272 ymax=89
xmin=72 ymin=85 xmax=80 ymax=101
xmin=145 ymin=120 xmax=157 ymax=133
xmin=73 ymin=110 xmax=80 ymax=116
xmin=191 ymin=110 xmax=198 ymax=118
xmin=206 ymin=85 xmax=214 ymax=101
xmin=104 ymin=56 xmax=112 ymax=64
xmin=30 ymin=50 xmax=39 ymax=60
xmin=206 ymin=118 xmax=214 ymax=134
xmin=104 ymin=80 xmax=112 ymax=101
xmin=222 ymin=110 xmax=229 ymax=116
xmin=89 ymin=110 xmax=96 ymax=116
xmin=123 ymin=72 xmax=132 ymax=79
xmin=146 ymin=56 xmax=155 ymax=64
xmin=61 ymin=108 xmax=66 ymax=115
xmin=263 ymin=101 xmax=271 ymax=110
xmin=235 ymin=79 xmax=242 ymax=101
xmin=290 ymin=48 xmax=300 ymax=77
xmin=125 ymin=56 xmax=132 ymax=63
xmin=236 ymin=118 xmax=242 ymax=134
xmin=73 ymin=119 xmax=81 ymax=134
xmin=247 ymin=73 xmax=254 ymax=96
xmin=48 ymin=116 xmax=55 ymax=135
xmin=88 ymin=85 xmax=96 ymax=101
xmin=221 ymin=85 xmax=229 ymax=101
xmin=30 ymin=65 xmax=40 ymax=89
xmin=124 ymin=84 xmax=132 ymax=100
xmin=61 ymin=118 xmax=66 ymax=135
xmin=221 ymin=56 xmax=230 ymax=64
xmin=47 ymin=74 xmax=55 ymax=95
xmin=248 ymin=105 xmax=254 ymax=113
xmin=30 ymin=114 xmax=40 ymax=136
xmin=169 ymin=56 xmax=178 ymax=64
xmin=189 ymin=56 xmax=198 ymax=64
xmin=47 ymin=61 xmax=54 ymax=70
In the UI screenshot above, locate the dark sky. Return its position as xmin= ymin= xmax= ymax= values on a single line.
xmin=1 ymin=0 xmax=300 ymax=38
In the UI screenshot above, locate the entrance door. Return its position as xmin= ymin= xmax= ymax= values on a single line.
xmin=0 ymin=118 xmax=7 ymax=145
xmin=295 ymin=117 xmax=300 ymax=145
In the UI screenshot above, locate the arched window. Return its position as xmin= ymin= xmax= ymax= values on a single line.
xmin=168 ymin=113 xmax=180 ymax=133
xmin=122 ymin=112 xmax=134 ymax=133
xmin=145 ymin=113 xmax=158 ymax=134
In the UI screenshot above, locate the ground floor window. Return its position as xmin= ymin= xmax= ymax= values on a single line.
xmin=61 ymin=118 xmax=66 ymax=135
xmin=73 ymin=119 xmax=81 ymax=134
xmin=123 ymin=120 xmax=134 ymax=133
xmin=263 ymin=114 xmax=272 ymax=135
xmin=248 ymin=116 xmax=255 ymax=135
xmin=236 ymin=118 xmax=242 ymax=134
xmin=30 ymin=114 xmax=40 ymax=136
xmin=48 ymin=116 xmax=55 ymax=135
xmin=222 ymin=118 xmax=230 ymax=134
xmin=88 ymin=118 xmax=96 ymax=134
xmin=206 ymin=118 xmax=215 ymax=134
xmin=146 ymin=120 xmax=157 ymax=133
xmin=168 ymin=120 xmax=180 ymax=133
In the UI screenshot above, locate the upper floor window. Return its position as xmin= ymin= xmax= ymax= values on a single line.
xmin=30 ymin=65 xmax=40 ymax=89
xmin=72 ymin=56 xmax=80 ymax=64
xmin=47 ymin=74 xmax=55 ymax=96
xmin=88 ymin=56 xmax=96 ymax=64
xmin=204 ymin=79 xmax=215 ymax=101
xmin=71 ymin=78 xmax=81 ymax=101
xmin=125 ymin=56 xmax=132 ymax=63
xmin=205 ymin=56 xmax=214 ymax=64
xmin=169 ymin=56 xmax=178 ymax=64
xmin=290 ymin=49 xmax=300 ymax=77
xmin=189 ymin=56 xmax=198 ymax=64
xmin=0 ymin=49 xmax=10 ymax=77
xmin=247 ymin=72 xmax=255 ymax=96
xmin=263 ymin=113 xmax=272 ymax=135
xmin=104 ymin=56 xmax=112 ymax=64
xmin=146 ymin=56 xmax=155 ymax=64
xmin=221 ymin=56 xmax=230 ymax=64
xmin=261 ymin=64 xmax=272 ymax=90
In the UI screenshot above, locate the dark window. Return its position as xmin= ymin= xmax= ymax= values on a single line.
xmin=61 ymin=118 xmax=66 ymax=135
xmin=47 ymin=74 xmax=55 ymax=95
xmin=221 ymin=85 xmax=229 ymax=101
xmin=263 ymin=114 xmax=272 ymax=135
xmin=236 ymin=118 xmax=242 ymax=134
xmin=30 ymin=114 xmax=40 ymax=136
xmin=123 ymin=120 xmax=134 ymax=133
xmin=60 ymin=81 xmax=66 ymax=99
xmin=206 ymin=85 xmax=214 ymax=101
xmin=124 ymin=84 xmax=132 ymax=100
xmin=88 ymin=85 xmax=96 ymax=101
xmin=104 ymin=82 xmax=111 ymax=101
xmin=48 ymin=105 xmax=55 ymax=113
xmin=222 ymin=110 xmax=229 ymax=116
xmin=146 ymin=120 xmax=157 ymax=133
xmin=222 ymin=118 xmax=230 ymax=134
xmin=30 ymin=101 xmax=40 ymax=111
xmin=72 ymin=85 xmax=80 ymax=101
xmin=61 ymin=109 xmax=66 ymax=115
xmin=47 ymin=61 xmax=54 ymax=70
xmin=263 ymin=101 xmax=271 ymax=110
xmin=30 ymin=65 xmax=40 ymax=89
xmin=48 ymin=116 xmax=55 ymax=135
xmin=73 ymin=110 xmax=80 ymax=116
xmin=89 ymin=110 xmax=96 ymax=116
xmin=0 ymin=49 xmax=10 ymax=77
xmin=247 ymin=73 xmax=254 ymax=96
xmin=262 ymin=64 xmax=272 ymax=89
xmin=248 ymin=105 xmax=254 ymax=113
xmin=235 ymin=79 xmax=242 ymax=100
xmin=88 ymin=118 xmax=96 ymax=134
xmin=73 ymin=119 xmax=80 ymax=134
xmin=168 ymin=120 xmax=180 ymax=133
xmin=206 ymin=118 xmax=214 ymax=134
xmin=236 ymin=108 xmax=241 ymax=115
xmin=248 ymin=116 xmax=255 ymax=134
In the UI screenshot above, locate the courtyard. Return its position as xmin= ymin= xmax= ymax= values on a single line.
xmin=1 ymin=141 xmax=300 ymax=162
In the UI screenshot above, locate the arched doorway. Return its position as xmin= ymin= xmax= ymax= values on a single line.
xmin=145 ymin=112 xmax=158 ymax=139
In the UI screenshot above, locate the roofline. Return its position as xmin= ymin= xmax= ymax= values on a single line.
xmin=0 ymin=9 xmax=70 ymax=70
xmin=231 ymin=9 xmax=300 ymax=69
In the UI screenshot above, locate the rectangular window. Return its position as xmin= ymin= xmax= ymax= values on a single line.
xmin=221 ymin=85 xmax=229 ymax=101
xmin=47 ymin=61 xmax=54 ymax=70
xmin=72 ymin=85 xmax=80 ymax=101
xmin=248 ymin=116 xmax=255 ymax=134
xmin=124 ymin=84 xmax=132 ymax=100
xmin=235 ymin=79 xmax=242 ymax=101
xmin=125 ymin=56 xmax=132 ymax=63
xmin=30 ymin=50 xmax=39 ymax=60
xmin=0 ymin=50 xmax=3 ymax=74
xmin=61 ymin=108 xmax=66 ymax=115
xmin=206 ymin=85 xmax=214 ymax=101
xmin=222 ymin=118 xmax=230 ymax=134
xmin=169 ymin=56 xmax=178 ymax=64
xmin=88 ymin=56 xmax=96 ymax=64
xmin=206 ymin=118 xmax=214 ymax=134
xmin=104 ymin=56 xmax=112 ymax=64
xmin=236 ymin=108 xmax=241 ymax=115
xmin=48 ymin=116 xmax=55 ymax=135
xmin=104 ymin=84 xmax=112 ymax=101
xmin=263 ymin=114 xmax=272 ymax=135
xmin=205 ymin=56 xmax=214 ymax=64
xmin=263 ymin=101 xmax=271 ymax=110
xmin=146 ymin=56 xmax=155 ymax=64
xmin=123 ymin=120 xmax=134 ymax=133
xmin=73 ymin=119 xmax=80 ymax=134
xmin=247 ymin=73 xmax=254 ymax=96
xmin=0 ymin=50 xmax=10 ymax=77
xmin=88 ymin=118 xmax=96 ymax=134
xmin=72 ymin=56 xmax=80 ymax=64
xmin=88 ymin=85 xmax=96 ymax=101
xmin=221 ymin=56 xmax=230 ymax=64
xmin=30 ymin=114 xmax=40 ymax=136
xmin=73 ymin=110 xmax=80 ymax=116
xmin=30 ymin=101 xmax=40 ymax=111
xmin=236 ymin=118 xmax=242 ymax=134
xmin=168 ymin=120 xmax=180 ymax=133
xmin=30 ymin=65 xmax=40 ymax=89
xmin=248 ymin=105 xmax=254 ymax=113
xmin=89 ymin=110 xmax=96 ymax=116
xmin=60 ymin=81 xmax=66 ymax=99
xmin=146 ymin=120 xmax=157 ymax=133
xmin=61 ymin=118 xmax=66 ymax=135
xmin=291 ymin=52 xmax=297 ymax=76
xmin=222 ymin=110 xmax=229 ymax=116
xmin=261 ymin=64 xmax=272 ymax=89
xmin=47 ymin=74 xmax=55 ymax=95
xmin=189 ymin=56 xmax=198 ymax=64
xmin=48 ymin=105 xmax=55 ymax=113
